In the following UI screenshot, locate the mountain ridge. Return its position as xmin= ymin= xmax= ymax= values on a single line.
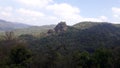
xmin=0 ymin=19 xmax=31 ymax=31
xmin=31 ymin=21 xmax=120 ymax=52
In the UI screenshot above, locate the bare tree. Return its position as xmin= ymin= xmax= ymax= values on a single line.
xmin=3 ymin=31 xmax=15 ymax=41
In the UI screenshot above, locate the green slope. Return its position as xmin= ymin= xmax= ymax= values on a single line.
xmin=73 ymin=21 xmax=110 ymax=29
xmin=28 ymin=22 xmax=120 ymax=52
xmin=13 ymin=25 xmax=56 ymax=36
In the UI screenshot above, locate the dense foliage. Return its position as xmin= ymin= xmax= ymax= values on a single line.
xmin=0 ymin=22 xmax=120 ymax=68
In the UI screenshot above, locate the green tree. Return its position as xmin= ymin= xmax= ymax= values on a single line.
xmin=93 ymin=48 xmax=112 ymax=68
xmin=45 ymin=47 xmax=63 ymax=68
xmin=78 ymin=51 xmax=92 ymax=68
xmin=112 ymin=47 xmax=120 ymax=68
xmin=8 ymin=45 xmax=32 ymax=68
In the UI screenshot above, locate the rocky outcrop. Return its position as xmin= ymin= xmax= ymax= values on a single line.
xmin=47 ymin=21 xmax=68 ymax=35
xmin=47 ymin=29 xmax=54 ymax=34
xmin=54 ymin=22 xmax=68 ymax=33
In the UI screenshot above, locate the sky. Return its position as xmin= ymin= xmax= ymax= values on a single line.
xmin=0 ymin=0 xmax=120 ymax=26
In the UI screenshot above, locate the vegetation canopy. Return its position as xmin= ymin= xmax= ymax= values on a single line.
xmin=0 ymin=21 xmax=120 ymax=68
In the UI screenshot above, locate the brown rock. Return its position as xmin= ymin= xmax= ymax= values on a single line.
xmin=54 ymin=21 xmax=68 ymax=33
xmin=47 ymin=29 xmax=54 ymax=34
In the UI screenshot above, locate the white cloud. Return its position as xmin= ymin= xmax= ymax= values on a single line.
xmin=112 ymin=7 xmax=120 ymax=14
xmin=0 ymin=1 xmax=109 ymax=26
xmin=47 ymin=3 xmax=82 ymax=25
xmin=16 ymin=8 xmax=45 ymax=17
xmin=112 ymin=7 xmax=120 ymax=18
xmin=46 ymin=3 xmax=108 ymax=25
xmin=82 ymin=18 xmax=101 ymax=22
xmin=99 ymin=16 xmax=108 ymax=21
xmin=1 ymin=12 xmax=12 ymax=17
xmin=111 ymin=7 xmax=120 ymax=24
xmin=0 ymin=6 xmax=13 ymax=12
xmin=114 ymin=15 xmax=119 ymax=18
xmin=47 ymin=3 xmax=80 ymax=15
xmin=80 ymin=16 xmax=108 ymax=23
xmin=0 ymin=6 xmax=13 ymax=18
xmin=16 ymin=0 xmax=53 ymax=8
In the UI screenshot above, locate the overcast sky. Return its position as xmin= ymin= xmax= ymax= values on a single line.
xmin=0 ymin=0 xmax=120 ymax=26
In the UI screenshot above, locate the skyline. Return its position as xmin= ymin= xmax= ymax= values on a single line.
xmin=0 ymin=0 xmax=120 ymax=26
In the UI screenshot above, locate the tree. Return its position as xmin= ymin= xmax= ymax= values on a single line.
xmin=93 ymin=48 xmax=112 ymax=68
xmin=3 ymin=31 xmax=15 ymax=41
xmin=78 ymin=51 xmax=92 ymax=68
xmin=112 ymin=47 xmax=120 ymax=68
xmin=8 ymin=45 xmax=32 ymax=68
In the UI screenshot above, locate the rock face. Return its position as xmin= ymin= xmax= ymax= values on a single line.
xmin=54 ymin=22 xmax=68 ymax=33
xmin=47 ymin=22 xmax=68 ymax=35
xmin=47 ymin=29 xmax=54 ymax=34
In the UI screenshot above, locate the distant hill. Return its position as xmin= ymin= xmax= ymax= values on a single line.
xmin=30 ymin=22 xmax=120 ymax=52
xmin=13 ymin=25 xmax=56 ymax=36
xmin=0 ymin=19 xmax=30 ymax=31
xmin=73 ymin=21 xmax=111 ymax=29
xmin=0 ymin=19 xmax=56 ymax=36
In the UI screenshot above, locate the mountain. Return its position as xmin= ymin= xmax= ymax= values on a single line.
xmin=0 ymin=19 xmax=30 ymax=31
xmin=28 ymin=22 xmax=120 ymax=52
xmin=73 ymin=21 xmax=111 ymax=29
xmin=1 ymin=21 xmax=120 ymax=68
xmin=47 ymin=22 xmax=68 ymax=35
xmin=0 ymin=19 xmax=56 ymax=35
xmin=54 ymin=22 xmax=68 ymax=33
xmin=13 ymin=25 xmax=56 ymax=36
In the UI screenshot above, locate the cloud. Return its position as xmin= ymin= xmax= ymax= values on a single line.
xmin=82 ymin=18 xmax=101 ymax=22
xmin=99 ymin=16 xmax=108 ymax=21
xmin=1 ymin=12 xmax=12 ymax=17
xmin=80 ymin=16 xmax=108 ymax=23
xmin=112 ymin=7 xmax=120 ymax=18
xmin=16 ymin=0 xmax=53 ymax=8
xmin=0 ymin=6 xmax=13 ymax=18
xmin=47 ymin=3 xmax=82 ymax=25
xmin=0 ymin=6 xmax=13 ymax=12
xmin=111 ymin=7 xmax=120 ymax=23
xmin=0 ymin=1 xmax=109 ymax=26
xmin=16 ymin=8 xmax=45 ymax=17
xmin=47 ymin=3 xmax=80 ymax=15
xmin=47 ymin=3 xmax=108 ymax=25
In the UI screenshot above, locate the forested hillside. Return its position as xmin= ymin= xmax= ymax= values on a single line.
xmin=0 ymin=22 xmax=120 ymax=68
xmin=13 ymin=25 xmax=56 ymax=36
xmin=0 ymin=19 xmax=56 ymax=36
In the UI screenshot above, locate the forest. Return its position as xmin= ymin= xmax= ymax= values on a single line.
xmin=0 ymin=22 xmax=120 ymax=68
